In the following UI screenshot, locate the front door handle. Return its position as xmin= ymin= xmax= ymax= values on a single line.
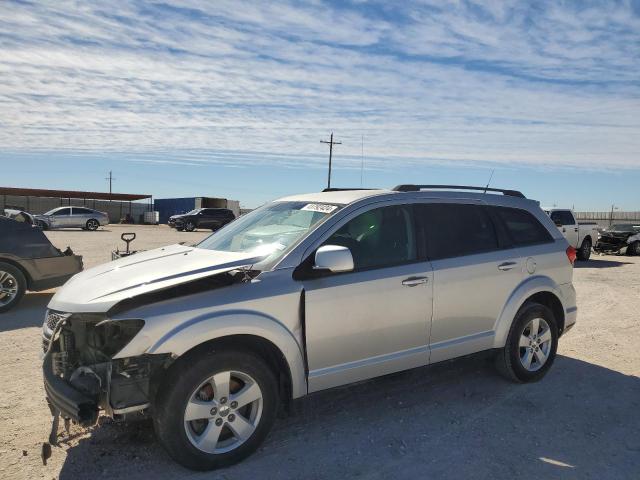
xmin=498 ymin=262 xmax=518 ymax=271
xmin=402 ymin=276 xmax=429 ymax=287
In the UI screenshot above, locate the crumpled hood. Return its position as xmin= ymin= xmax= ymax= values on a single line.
xmin=48 ymin=244 xmax=265 ymax=313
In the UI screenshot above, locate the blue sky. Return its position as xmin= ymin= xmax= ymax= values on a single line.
xmin=0 ymin=0 xmax=639 ymax=209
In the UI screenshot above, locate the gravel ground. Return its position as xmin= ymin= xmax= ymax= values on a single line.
xmin=1 ymin=225 xmax=639 ymax=480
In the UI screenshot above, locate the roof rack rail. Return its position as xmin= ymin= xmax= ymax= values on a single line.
xmin=392 ymin=184 xmax=525 ymax=198
xmin=322 ymin=188 xmax=376 ymax=192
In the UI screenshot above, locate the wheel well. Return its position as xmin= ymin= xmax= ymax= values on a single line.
xmin=157 ymin=335 xmax=293 ymax=408
xmin=0 ymin=257 xmax=32 ymax=289
xmin=525 ymin=292 xmax=565 ymax=335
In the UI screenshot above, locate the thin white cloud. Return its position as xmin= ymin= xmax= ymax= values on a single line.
xmin=0 ymin=0 xmax=638 ymax=169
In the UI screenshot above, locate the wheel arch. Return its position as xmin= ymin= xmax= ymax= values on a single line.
xmin=124 ymin=312 xmax=307 ymax=399
xmin=0 ymin=256 xmax=33 ymax=289
xmin=493 ymin=276 xmax=567 ymax=348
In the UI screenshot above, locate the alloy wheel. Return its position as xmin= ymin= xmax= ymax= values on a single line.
xmin=518 ymin=317 xmax=552 ymax=372
xmin=184 ymin=370 xmax=263 ymax=454
xmin=0 ymin=271 xmax=18 ymax=307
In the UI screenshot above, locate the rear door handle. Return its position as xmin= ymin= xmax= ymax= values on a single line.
xmin=402 ymin=276 xmax=429 ymax=287
xmin=498 ymin=262 xmax=518 ymax=271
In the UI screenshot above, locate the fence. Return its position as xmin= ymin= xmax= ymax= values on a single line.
xmin=1 ymin=194 xmax=150 ymax=223
xmin=574 ymin=211 xmax=640 ymax=228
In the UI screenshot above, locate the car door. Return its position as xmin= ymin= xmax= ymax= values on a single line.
xmin=50 ymin=207 xmax=72 ymax=228
xmin=416 ymin=202 xmax=524 ymax=363
xmin=70 ymin=207 xmax=88 ymax=228
xmin=301 ymin=203 xmax=433 ymax=392
xmin=198 ymin=209 xmax=216 ymax=228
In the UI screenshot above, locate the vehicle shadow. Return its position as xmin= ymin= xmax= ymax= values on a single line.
xmin=575 ymin=258 xmax=632 ymax=268
xmin=57 ymin=354 xmax=640 ymax=480
xmin=0 ymin=291 xmax=52 ymax=332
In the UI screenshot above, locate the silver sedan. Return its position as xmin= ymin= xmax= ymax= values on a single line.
xmin=35 ymin=206 xmax=109 ymax=230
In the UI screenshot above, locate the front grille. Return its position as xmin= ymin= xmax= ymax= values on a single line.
xmin=46 ymin=310 xmax=70 ymax=331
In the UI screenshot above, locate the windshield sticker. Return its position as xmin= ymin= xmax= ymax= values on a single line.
xmin=301 ymin=203 xmax=338 ymax=214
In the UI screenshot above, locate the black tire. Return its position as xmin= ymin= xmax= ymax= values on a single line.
xmin=184 ymin=221 xmax=196 ymax=232
xmin=176 ymin=227 xmax=184 ymax=232
xmin=576 ymin=238 xmax=592 ymax=261
xmin=0 ymin=262 xmax=27 ymax=313
xmin=86 ymin=219 xmax=99 ymax=231
xmin=496 ymin=302 xmax=558 ymax=383
xmin=628 ymin=241 xmax=640 ymax=256
xmin=153 ymin=349 xmax=279 ymax=471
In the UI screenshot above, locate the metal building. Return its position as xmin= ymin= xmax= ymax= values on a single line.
xmin=0 ymin=187 xmax=152 ymax=223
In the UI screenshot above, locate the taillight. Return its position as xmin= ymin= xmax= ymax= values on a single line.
xmin=566 ymin=246 xmax=576 ymax=265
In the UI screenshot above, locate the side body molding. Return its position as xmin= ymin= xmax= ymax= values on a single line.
xmin=119 ymin=310 xmax=307 ymax=399
xmin=492 ymin=275 xmax=569 ymax=349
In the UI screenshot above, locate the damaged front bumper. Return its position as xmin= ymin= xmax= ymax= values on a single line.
xmin=42 ymin=310 xmax=170 ymax=427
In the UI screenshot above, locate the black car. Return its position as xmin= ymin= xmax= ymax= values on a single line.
xmin=0 ymin=216 xmax=83 ymax=312
xmin=594 ymin=223 xmax=640 ymax=255
xmin=168 ymin=208 xmax=235 ymax=232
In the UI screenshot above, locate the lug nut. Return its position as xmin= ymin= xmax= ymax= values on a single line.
xmin=220 ymin=397 xmax=227 ymax=404
xmin=210 ymin=407 xmax=217 ymax=416
xmin=228 ymin=414 xmax=235 ymax=422
xmin=215 ymin=418 xmax=223 ymax=426
xmin=230 ymin=401 xmax=238 ymax=409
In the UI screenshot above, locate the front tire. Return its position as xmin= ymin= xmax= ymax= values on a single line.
xmin=184 ymin=221 xmax=196 ymax=232
xmin=86 ymin=219 xmax=99 ymax=231
xmin=628 ymin=241 xmax=640 ymax=256
xmin=496 ymin=302 xmax=558 ymax=383
xmin=153 ymin=349 xmax=279 ymax=471
xmin=0 ymin=262 xmax=27 ymax=313
xmin=576 ymin=238 xmax=592 ymax=260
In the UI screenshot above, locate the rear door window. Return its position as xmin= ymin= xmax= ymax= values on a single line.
xmin=418 ymin=203 xmax=499 ymax=260
xmin=494 ymin=207 xmax=554 ymax=246
xmin=72 ymin=207 xmax=93 ymax=214
xmin=549 ymin=210 xmax=575 ymax=226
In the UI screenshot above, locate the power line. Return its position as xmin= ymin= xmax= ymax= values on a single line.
xmin=320 ymin=132 xmax=341 ymax=189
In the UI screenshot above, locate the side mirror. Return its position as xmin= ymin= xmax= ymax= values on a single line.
xmin=313 ymin=245 xmax=354 ymax=273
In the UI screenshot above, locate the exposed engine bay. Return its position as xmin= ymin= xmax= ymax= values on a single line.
xmin=43 ymin=268 xmax=259 ymax=429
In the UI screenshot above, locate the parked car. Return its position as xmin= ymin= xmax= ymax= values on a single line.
xmin=2 ymin=208 xmax=36 ymax=226
xmin=168 ymin=208 xmax=235 ymax=232
xmin=0 ymin=216 xmax=83 ymax=313
xmin=35 ymin=207 xmax=109 ymax=231
xmin=543 ymin=208 xmax=598 ymax=261
xmin=42 ymin=185 xmax=576 ymax=470
xmin=594 ymin=223 xmax=640 ymax=255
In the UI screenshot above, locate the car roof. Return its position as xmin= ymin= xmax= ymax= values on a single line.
xmin=277 ymin=187 xmax=535 ymax=209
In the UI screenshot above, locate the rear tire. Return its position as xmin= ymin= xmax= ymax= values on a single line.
xmin=153 ymin=349 xmax=279 ymax=471
xmin=496 ymin=302 xmax=558 ymax=383
xmin=576 ymin=238 xmax=591 ymax=260
xmin=0 ymin=262 xmax=27 ymax=313
xmin=86 ymin=219 xmax=99 ymax=231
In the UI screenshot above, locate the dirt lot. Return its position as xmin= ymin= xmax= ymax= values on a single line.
xmin=1 ymin=225 xmax=639 ymax=479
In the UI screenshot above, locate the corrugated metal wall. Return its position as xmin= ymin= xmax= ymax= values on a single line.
xmin=1 ymin=194 xmax=149 ymax=223
xmin=574 ymin=211 xmax=640 ymax=228
xmin=154 ymin=198 xmax=198 ymax=224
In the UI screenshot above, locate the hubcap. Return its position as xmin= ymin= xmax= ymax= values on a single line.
xmin=0 ymin=271 xmax=18 ymax=306
xmin=184 ymin=370 xmax=263 ymax=454
xmin=518 ymin=317 xmax=552 ymax=372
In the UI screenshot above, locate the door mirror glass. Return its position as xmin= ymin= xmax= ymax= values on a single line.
xmin=314 ymin=245 xmax=354 ymax=273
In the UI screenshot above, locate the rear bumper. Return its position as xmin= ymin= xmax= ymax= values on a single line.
xmin=42 ymin=353 xmax=98 ymax=426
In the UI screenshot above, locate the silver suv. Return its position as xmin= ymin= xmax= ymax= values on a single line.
xmin=42 ymin=185 xmax=577 ymax=470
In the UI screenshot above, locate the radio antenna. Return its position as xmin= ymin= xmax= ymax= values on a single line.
xmin=483 ymin=169 xmax=495 ymax=193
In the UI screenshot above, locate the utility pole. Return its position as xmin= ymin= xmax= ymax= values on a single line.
xmin=105 ymin=171 xmax=115 ymax=200
xmin=320 ymin=132 xmax=341 ymax=189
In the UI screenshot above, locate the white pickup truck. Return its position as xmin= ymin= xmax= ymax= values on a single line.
xmin=543 ymin=208 xmax=599 ymax=261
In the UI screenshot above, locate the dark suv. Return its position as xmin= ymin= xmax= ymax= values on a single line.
xmin=168 ymin=208 xmax=235 ymax=232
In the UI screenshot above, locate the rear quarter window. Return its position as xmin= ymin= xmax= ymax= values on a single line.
xmin=494 ymin=207 xmax=554 ymax=246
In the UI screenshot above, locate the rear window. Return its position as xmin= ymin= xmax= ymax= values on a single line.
xmin=494 ymin=207 xmax=553 ymax=246
xmin=418 ymin=203 xmax=499 ymax=260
